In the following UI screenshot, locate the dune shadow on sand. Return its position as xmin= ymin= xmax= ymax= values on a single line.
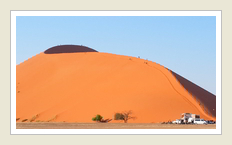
xmin=44 ymin=45 xmax=98 ymax=54
xmin=170 ymin=70 xmax=216 ymax=117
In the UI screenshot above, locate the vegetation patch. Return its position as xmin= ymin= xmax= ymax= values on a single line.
xmin=21 ymin=119 xmax=28 ymax=122
xmin=92 ymin=114 xmax=112 ymax=123
xmin=114 ymin=110 xmax=136 ymax=123
xmin=92 ymin=114 xmax=103 ymax=122
xmin=29 ymin=114 xmax=39 ymax=122
xmin=47 ymin=115 xmax=57 ymax=122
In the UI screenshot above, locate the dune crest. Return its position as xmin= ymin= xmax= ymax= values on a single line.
xmin=16 ymin=46 xmax=216 ymax=123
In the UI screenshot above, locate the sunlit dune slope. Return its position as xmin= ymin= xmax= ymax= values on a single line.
xmin=16 ymin=45 xmax=216 ymax=123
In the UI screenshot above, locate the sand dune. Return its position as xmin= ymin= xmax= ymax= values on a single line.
xmin=16 ymin=45 xmax=216 ymax=123
xmin=171 ymin=71 xmax=216 ymax=117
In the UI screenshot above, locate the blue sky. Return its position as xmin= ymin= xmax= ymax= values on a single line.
xmin=16 ymin=16 xmax=216 ymax=94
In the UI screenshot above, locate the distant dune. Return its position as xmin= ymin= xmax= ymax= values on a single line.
xmin=44 ymin=45 xmax=98 ymax=54
xmin=16 ymin=45 xmax=216 ymax=123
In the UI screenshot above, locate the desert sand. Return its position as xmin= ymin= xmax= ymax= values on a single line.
xmin=16 ymin=122 xmax=216 ymax=129
xmin=16 ymin=45 xmax=216 ymax=123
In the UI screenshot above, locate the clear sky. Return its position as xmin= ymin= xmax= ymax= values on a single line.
xmin=16 ymin=16 xmax=216 ymax=95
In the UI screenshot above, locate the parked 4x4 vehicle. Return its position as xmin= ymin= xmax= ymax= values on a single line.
xmin=206 ymin=120 xmax=216 ymax=124
xmin=172 ymin=119 xmax=181 ymax=124
xmin=194 ymin=119 xmax=207 ymax=124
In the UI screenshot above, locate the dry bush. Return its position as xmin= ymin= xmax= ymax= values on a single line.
xmin=114 ymin=110 xmax=136 ymax=123
xmin=21 ymin=119 xmax=28 ymax=122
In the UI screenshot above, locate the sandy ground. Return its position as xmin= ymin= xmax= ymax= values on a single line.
xmin=16 ymin=122 xmax=216 ymax=129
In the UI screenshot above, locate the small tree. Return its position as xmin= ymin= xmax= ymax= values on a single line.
xmin=92 ymin=114 xmax=103 ymax=122
xmin=114 ymin=110 xmax=136 ymax=123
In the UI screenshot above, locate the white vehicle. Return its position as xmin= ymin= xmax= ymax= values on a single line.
xmin=188 ymin=118 xmax=195 ymax=123
xmin=172 ymin=119 xmax=181 ymax=124
xmin=181 ymin=113 xmax=200 ymax=124
xmin=194 ymin=119 xmax=207 ymax=124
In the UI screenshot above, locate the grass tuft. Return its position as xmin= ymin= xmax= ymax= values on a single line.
xmin=21 ymin=119 xmax=28 ymax=122
xmin=29 ymin=114 xmax=39 ymax=122
xmin=47 ymin=115 xmax=57 ymax=122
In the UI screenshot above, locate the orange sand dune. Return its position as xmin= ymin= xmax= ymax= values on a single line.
xmin=16 ymin=45 xmax=216 ymax=123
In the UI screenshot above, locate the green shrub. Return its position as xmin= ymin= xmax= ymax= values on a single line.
xmin=92 ymin=117 xmax=96 ymax=121
xmin=92 ymin=114 xmax=103 ymax=122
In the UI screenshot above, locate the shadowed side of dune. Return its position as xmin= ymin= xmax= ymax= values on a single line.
xmin=44 ymin=45 xmax=98 ymax=54
xmin=170 ymin=70 xmax=216 ymax=117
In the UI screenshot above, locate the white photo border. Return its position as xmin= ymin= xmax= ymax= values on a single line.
xmin=11 ymin=11 xmax=221 ymax=135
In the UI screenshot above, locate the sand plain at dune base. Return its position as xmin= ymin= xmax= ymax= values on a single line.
xmin=16 ymin=122 xmax=216 ymax=129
